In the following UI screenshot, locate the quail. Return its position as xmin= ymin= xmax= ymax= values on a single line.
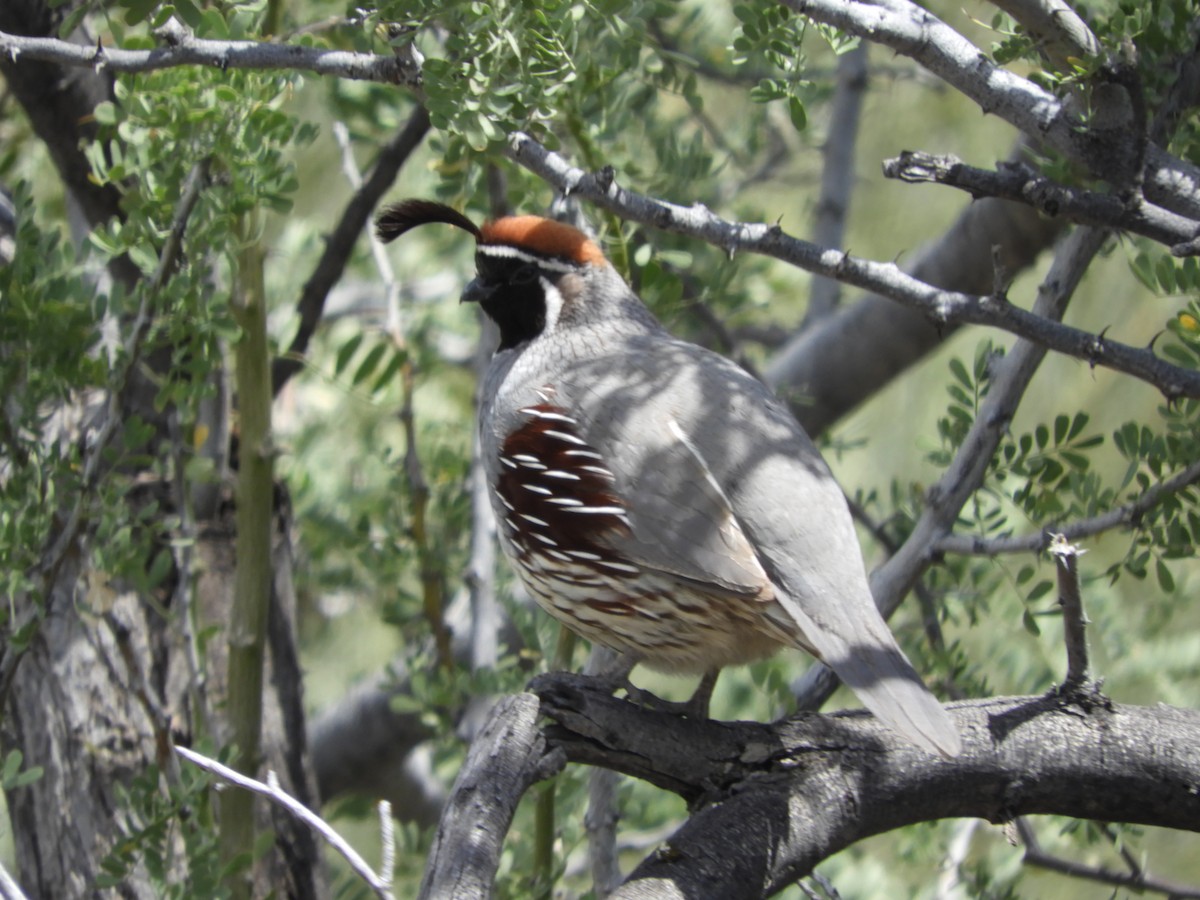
xmin=377 ymin=199 xmax=961 ymax=757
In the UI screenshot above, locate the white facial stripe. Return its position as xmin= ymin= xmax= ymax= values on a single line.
xmin=477 ymin=243 xmax=577 ymax=274
xmin=540 ymin=276 xmax=564 ymax=332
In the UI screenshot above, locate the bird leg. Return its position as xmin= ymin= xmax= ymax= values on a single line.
xmin=587 ymin=657 xmax=720 ymax=720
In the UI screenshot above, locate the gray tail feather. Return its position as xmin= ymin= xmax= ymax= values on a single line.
xmin=831 ymin=642 xmax=961 ymax=757
xmin=849 ymin=661 xmax=961 ymax=757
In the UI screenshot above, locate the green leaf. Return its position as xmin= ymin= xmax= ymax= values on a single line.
xmin=1022 ymin=609 xmax=1041 ymax=636
xmin=787 ymin=95 xmax=807 ymax=132
xmin=1156 ymin=558 xmax=1176 ymax=592
xmin=94 ymin=102 xmax=119 ymax=126
xmin=352 ymin=342 xmax=388 ymax=387
xmin=335 ymin=333 xmax=364 ymax=376
xmin=1027 ymin=579 xmax=1054 ymax=602
xmin=173 ymin=0 xmax=205 ymax=28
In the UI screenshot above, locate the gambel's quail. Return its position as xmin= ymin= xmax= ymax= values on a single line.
xmin=377 ymin=199 xmax=960 ymax=757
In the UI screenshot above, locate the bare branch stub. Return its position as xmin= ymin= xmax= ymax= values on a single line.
xmin=1050 ymin=534 xmax=1090 ymax=687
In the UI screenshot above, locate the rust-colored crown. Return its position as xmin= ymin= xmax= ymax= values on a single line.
xmin=375 ymin=200 xmax=607 ymax=267
xmin=481 ymin=216 xmax=607 ymax=267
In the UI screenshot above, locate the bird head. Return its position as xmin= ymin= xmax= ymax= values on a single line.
xmin=376 ymin=199 xmax=617 ymax=351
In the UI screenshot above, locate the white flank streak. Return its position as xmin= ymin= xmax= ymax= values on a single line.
xmin=500 ymin=496 xmax=515 ymax=511
xmin=518 ymin=407 xmax=577 ymax=425
xmin=546 ymin=497 xmax=584 ymax=507
xmin=544 ymin=429 xmax=588 ymax=446
xmin=532 ymin=533 xmax=559 ymax=546
xmin=566 ymin=550 xmax=602 ymax=561
xmin=500 ymin=457 xmax=518 ymax=469
xmin=543 ymin=470 xmax=581 ymax=481
xmin=519 ymin=514 xmax=549 ymax=527
xmin=577 ymin=465 xmax=613 ymax=477
xmin=545 ymin=549 xmax=573 ymax=563
xmin=523 ymin=484 xmax=552 ymax=495
xmin=597 ymin=559 xmax=639 ymax=574
xmin=566 ymin=505 xmax=627 ymax=516
xmin=563 ymin=449 xmax=604 ymax=460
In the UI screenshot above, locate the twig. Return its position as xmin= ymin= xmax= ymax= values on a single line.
xmin=936 ymin=818 xmax=980 ymax=900
xmin=175 ymin=745 xmax=395 ymax=899
xmin=326 ymin=112 xmax=452 ymax=670
xmin=378 ymin=800 xmax=395 ymax=888
xmin=882 ymin=151 xmax=1198 ymax=249
xmin=272 ymin=105 xmax=430 ymax=394
xmin=1016 ymin=817 xmax=1200 ymax=898
xmin=0 ymin=860 xmax=29 ymax=900
xmin=1049 ymin=534 xmax=1089 ymax=686
xmin=0 ymin=25 xmax=420 ymax=86
xmin=507 ymin=133 xmax=1200 ymax=402
xmin=935 ymin=457 xmax=1200 ymax=556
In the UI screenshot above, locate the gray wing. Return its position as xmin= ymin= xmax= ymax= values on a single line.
xmin=564 ymin=336 xmax=961 ymax=757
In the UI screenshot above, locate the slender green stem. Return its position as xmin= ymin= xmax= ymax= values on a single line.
xmin=220 ymin=221 xmax=275 ymax=898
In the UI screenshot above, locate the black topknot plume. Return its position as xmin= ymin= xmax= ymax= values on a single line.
xmin=375 ymin=199 xmax=482 ymax=243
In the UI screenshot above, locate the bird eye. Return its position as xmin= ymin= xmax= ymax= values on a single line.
xmin=511 ymin=263 xmax=539 ymax=285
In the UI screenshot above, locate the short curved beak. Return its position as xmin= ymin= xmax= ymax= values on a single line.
xmin=460 ymin=277 xmax=494 ymax=305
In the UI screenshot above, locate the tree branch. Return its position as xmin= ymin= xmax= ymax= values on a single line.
xmin=526 ymin=673 xmax=1200 ymax=899
xmin=176 ymin=746 xmax=395 ymax=899
xmin=417 ymin=694 xmax=565 ymax=900
xmin=0 ymin=23 xmax=421 ymax=86
xmin=883 ymin=150 xmax=1199 ymax=249
xmin=986 ymin=0 xmax=1100 ymax=68
xmin=272 ymin=104 xmax=431 ymax=394
xmin=1016 ymin=817 xmax=1200 ymax=898
xmin=1050 ymin=535 xmax=1089 ymax=687
xmin=934 ymin=457 xmax=1200 ymax=556
xmin=782 ymin=0 xmax=1200 ymax=220
xmin=507 ymin=133 xmax=1200 ymax=401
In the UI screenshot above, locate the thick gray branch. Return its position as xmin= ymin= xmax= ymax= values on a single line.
xmin=0 ymin=25 xmax=420 ymax=85
xmin=529 ymin=673 xmax=1200 ymax=899
xmin=884 ymin=150 xmax=1199 ymax=249
xmin=417 ymin=694 xmax=564 ymax=900
xmin=783 ymin=0 xmax=1200 ymax=219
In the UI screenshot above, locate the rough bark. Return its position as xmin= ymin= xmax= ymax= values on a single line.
xmin=2 ymin=491 xmax=327 ymax=897
xmin=530 ymin=675 xmax=1200 ymax=899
